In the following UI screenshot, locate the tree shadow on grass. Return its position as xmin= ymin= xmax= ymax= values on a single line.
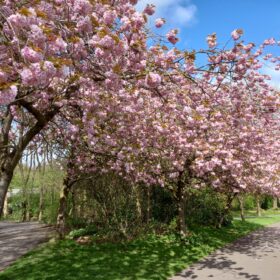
xmin=0 ymin=221 xmax=276 ymax=280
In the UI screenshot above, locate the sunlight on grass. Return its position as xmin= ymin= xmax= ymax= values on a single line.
xmin=1 ymin=216 xmax=280 ymax=280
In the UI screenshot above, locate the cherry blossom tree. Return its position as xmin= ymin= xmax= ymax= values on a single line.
xmin=0 ymin=0 xmax=172 ymax=215
xmin=1 ymin=0 xmax=280 ymax=239
xmin=58 ymin=31 xmax=280 ymax=235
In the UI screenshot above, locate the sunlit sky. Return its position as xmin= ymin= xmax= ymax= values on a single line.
xmin=137 ymin=0 xmax=280 ymax=87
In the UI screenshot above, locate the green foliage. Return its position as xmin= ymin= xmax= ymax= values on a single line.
xmin=261 ymin=195 xmax=273 ymax=210
xmin=68 ymin=225 xmax=98 ymax=239
xmin=185 ymin=188 xmax=233 ymax=227
xmin=232 ymin=195 xmax=255 ymax=211
xmin=2 ymin=217 xmax=280 ymax=280
xmin=5 ymin=163 xmax=63 ymax=223
xmin=150 ymin=186 xmax=176 ymax=223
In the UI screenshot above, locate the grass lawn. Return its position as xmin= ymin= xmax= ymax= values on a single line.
xmin=1 ymin=216 xmax=280 ymax=280
xmin=232 ymin=208 xmax=280 ymax=218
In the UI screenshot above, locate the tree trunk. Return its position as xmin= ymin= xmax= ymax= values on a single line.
xmin=0 ymin=171 xmax=13 ymax=218
xmin=21 ymin=200 xmax=28 ymax=222
xmin=133 ymin=184 xmax=142 ymax=221
xmin=68 ymin=190 xmax=76 ymax=219
xmin=273 ymin=197 xmax=278 ymax=210
xmin=176 ymin=179 xmax=187 ymax=237
xmin=256 ymin=195 xmax=261 ymax=217
xmin=146 ymin=186 xmax=151 ymax=224
xmin=57 ymin=179 xmax=71 ymax=238
xmin=3 ymin=192 xmax=9 ymax=218
xmin=238 ymin=195 xmax=245 ymax=222
xmin=38 ymin=186 xmax=44 ymax=221
xmin=217 ymin=193 xmax=236 ymax=228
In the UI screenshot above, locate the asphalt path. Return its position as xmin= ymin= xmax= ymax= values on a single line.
xmin=0 ymin=222 xmax=55 ymax=271
xmin=171 ymin=222 xmax=280 ymax=280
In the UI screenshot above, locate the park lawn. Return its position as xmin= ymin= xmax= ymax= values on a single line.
xmin=1 ymin=216 xmax=280 ymax=280
xmin=232 ymin=208 xmax=280 ymax=218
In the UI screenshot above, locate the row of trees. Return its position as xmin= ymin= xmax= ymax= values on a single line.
xmin=0 ymin=0 xmax=280 ymax=237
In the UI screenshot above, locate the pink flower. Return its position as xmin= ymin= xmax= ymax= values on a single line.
xmin=145 ymin=72 xmax=161 ymax=88
xmin=206 ymin=33 xmax=217 ymax=48
xmin=103 ymin=10 xmax=117 ymax=26
xmin=231 ymin=29 xmax=243 ymax=40
xmin=20 ymin=68 xmax=33 ymax=85
xmin=73 ymin=0 xmax=93 ymax=15
xmin=0 ymin=71 xmax=7 ymax=83
xmin=155 ymin=18 xmax=165 ymax=28
xmin=21 ymin=47 xmax=43 ymax=63
xmin=263 ymin=38 xmax=276 ymax=45
xmin=166 ymin=29 xmax=179 ymax=45
xmin=144 ymin=4 xmax=155 ymax=16
xmin=77 ymin=16 xmax=93 ymax=33
xmin=99 ymin=35 xmax=115 ymax=49
xmin=0 ymin=86 xmax=17 ymax=105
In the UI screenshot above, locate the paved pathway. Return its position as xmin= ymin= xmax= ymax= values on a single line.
xmin=0 ymin=222 xmax=55 ymax=271
xmin=172 ymin=222 xmax=280 ymax=280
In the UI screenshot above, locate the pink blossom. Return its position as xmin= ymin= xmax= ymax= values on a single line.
xmin=20 ymin=68 xmax=33 ymax=85
xmin=21 ymin=46 xmax=43 ymax=63
xmin=0 ymin=86 xmax=17 ymax=105
xmin=206 ymin=33 xmax=217 ymax=48
xmin=155 ymin=18 xmax=165 ymax=28
xmin=145 ymin=72 xmax=161 ymax=88
xmin=144 ymin=4 xmax=155 ymax=16
xmin=166 ymin=30 xmax=179 ymax=44
xmin=130 ymin=0 xmax=138 ymax=5
xmin=77 ymin=16 xmax=93 ymax=33
xmin=263 ymin=38 xmax=276 ymax=45
xmin=99 ymin=35 xmax=115 ymax=49
xmin=103 ymin=10 xmax=117 ymax=26
xmin=0 ymin=71 xmax=8 ymax=83
xmin=231 ymin=29 xmax=243 ymax=40
xmin=73 ymin=0 xmax=93 ymax=15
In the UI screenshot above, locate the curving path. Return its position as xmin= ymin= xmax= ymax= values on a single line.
xmin=0 ymin=222 xmax=55 ymax=271
xmin=171 ymin=222 xmax=280 ymax=280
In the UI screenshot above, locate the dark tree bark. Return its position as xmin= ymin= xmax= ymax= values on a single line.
xmin=57 ymin=177 xmax=72 ymax=238
xmin=217 ymin=193 xmax=236 ymax=228
xmin=176 ymin=178 xmax=187 ymax=237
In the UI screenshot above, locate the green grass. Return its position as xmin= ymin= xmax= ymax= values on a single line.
xmin=1 ymin=216 xmax=280 ymax=280
xmin=232 ymin=208 xmax=280 ymax=218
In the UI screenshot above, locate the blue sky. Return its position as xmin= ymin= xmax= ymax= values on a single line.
xmin=137 ymin=0 xmax=280 ymax=87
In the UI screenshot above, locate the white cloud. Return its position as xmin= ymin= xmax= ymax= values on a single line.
xmin=136 ymin=0 xmax=197 ymax=27
xmin=174 ymin=5 xmax=197 ymax=25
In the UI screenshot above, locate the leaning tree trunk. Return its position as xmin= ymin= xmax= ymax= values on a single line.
xmin=3 ymin=192 xmax=9 ymax=218
xmin=57 ymin=177 xmax=73 ymax=238
xmin=0 ymin=170 xmax=13 ymax=218
xmin=217 ymin=193 xmax=236 ymax=228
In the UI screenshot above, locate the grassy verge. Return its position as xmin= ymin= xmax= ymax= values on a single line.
xmin=1 ymin=216 xmax=280 ymax=280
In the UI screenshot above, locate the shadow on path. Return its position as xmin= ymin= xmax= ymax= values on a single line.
xmin=172 ymin=223 xmax=280 ymax=280
xmin=0 ymin=222 xmax=55 ymax=271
